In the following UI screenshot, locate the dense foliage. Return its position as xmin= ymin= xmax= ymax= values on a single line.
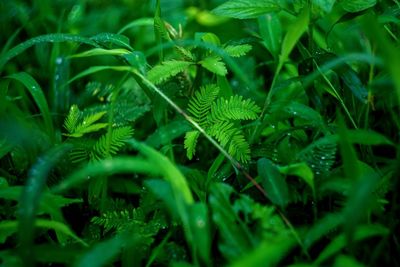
xmin=0 ymin=0 xmax=399 ymax=266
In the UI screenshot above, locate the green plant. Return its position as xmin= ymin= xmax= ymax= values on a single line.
xmin=0 ymin=0 xmax=399 ymax=266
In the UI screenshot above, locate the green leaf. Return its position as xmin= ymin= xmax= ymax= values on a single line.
xmin=188 ymin=203 xmax=211 ymax=264
xmin=278 ymin=8 xmax=309 ymax=72
xmin=74 ymin=234 xmax=127 ymax=267
xmin=147 ymin=61 xmax=192 ymax=84
xmin=146 ymin=120 xmax=191 ymax=148
xmin=209 ymin=183 xmax=253 ymax=259
xmin=0 ymin=219 xmax=87 ymax=246
xmin=51 ymin=157 xmax=158 ymax=193
xmin=229 ymin=235 xmax=295 ymax=267
xmin=334 ymin=255 xmax=366 ymax=267
xmin=0 ymin=186 xmax=81 ymax=215
xmin=303 ymin=213 xmax=344 ymax=250
xmin=346 ymin=130 xmax=394 ymax=146
xmin=212 ymin=0 xmax=281 ymax=19
xmin=340 ymin=66 xmax=368 ymax=103
xmin=0 ymin=33 xmax=98 ymax=72
xmin=208 ymin=95 xmax=261 ymax=122
xmin=90 ymin=33 xmax=132 ymax=50
xmin=70 ymin=48 xmax=131 ymax=58
xmin=187 ymin=84 xmax=220 ymax=126
xmin=68 ymin=66 xmax=134 ymax=84
xmin=93 ymin=126 xmax=134 ymax=159
xmin=64 ymin=105 xmax=80 ymax=134
xmin=118 ymin=17 xmax=154 ymax=34
xmin=361 ymin=14 xmax=400 ymax=105
xmin=340 ymin=0 xmax=376 ymax=12
xmin=337 ymin=114 xmax=360 ymax=180
xmin=342 ymin=170 xmax=380 ymax=245
xmin=0 ymin=138 xmax=13 ymax=160
xmin=184 ymin=131 xmax=201 ymax=160
xmin=7 ymin=72 xmax=54 ymax=139
xmin=223 ymin=44 xmax=252 ymax=57
xmin=313 ymin=0 xmax=336 ymax=13
xmin=258 ymin=13 xmax=282 ymax=57
xmin=200 ymin=56 xmax=228 ymax=76
xmin=18 ymin=144 xmax=72 ymax=265
xmin=314 ymin=224 xmax=389 ymax=265
xmin=257 ymin=158 xmax=289 ymax=208
xmin=69 ymin=111 xmax=108 ymax=137
xmin=129 ymin=140 xmax=194 ymax=205
xmin=278 ymin=162 xmax=315 ymax=195
xmin=200 ymin=32 xmax=221 ymax=46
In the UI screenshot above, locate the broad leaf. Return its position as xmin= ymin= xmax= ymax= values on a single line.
xmin=340 ymin=0 xmax=377 ymax=13
xmin=257 ymin=158 xmax=289 ymax=208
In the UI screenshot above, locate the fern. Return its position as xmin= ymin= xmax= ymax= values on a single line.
xmin=185 ymin=84 xmax=260 ymax=162
xmin=208 ymin=121 xmax=236 ymax=147
xmin=147 ymin=60 xmax=192 ymax=84
xmin=92 ymin=126 xmax=134 ymax=159
xmin=208 ymin=121 xmax=251 ymax=162
xmin=64 ymin=105 xmax=80 ymax=134
xmin=227 ymin=131 xmax=251 ymax=162
xmin=187 ymin=84 xmax=220 ymax=126
xmin=64 ymin=107 xmax=108 ymax=138
xmin=69 ymin=148 xmax=89 ymax=163
xmin=184 ymin=131 xmax=201 ymax=160
xmin=91 ymin=208 xmax=144 ymax=233
xmin=208 ymin=95 xmax=261 ymax=122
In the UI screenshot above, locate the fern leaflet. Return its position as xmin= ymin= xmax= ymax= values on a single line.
xmin=147 ymin=60 xmax=192 ymax=85
xmin=208 ymin=95 xmax=261 ymax=122
xmin=187 ymin=84 xmax=220 ymax=126
xmin=64 ymin=105 xmax=80 ymax=134
xmin=184 ymin=130 xmax=201 ymax=160
xmin=65 ymin=109 xmax=108 ymax=137
xmin=93 ymin=126 xmax=134 ymax=159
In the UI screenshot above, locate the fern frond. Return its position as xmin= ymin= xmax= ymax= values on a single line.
xmin=228 ymin=131 xmax=251 ymax=163
xmin=91 ymin=208 xmax=145 ymax=233
xmin=187 ymin=84 xmax=220 ymax=126
xmin=184 ymin=130 xmax=201 ymax=160
xmin=113 ymin=101 xmax=150 ymax=126
xmin=93 ymin=126 xmax=134 ymax=159
xmin=208 ymin=121 xmax=236 ymax=147
xmin=208 ymin=95 xmax=261 ymax=122
xmin=147 ymin=60 xmax=192 ymax=84
xmin=91 ymin=210 xmax=130 ymax=233
xmin=208 ymin=121 xmax=250 ymax=162
xmin=69 ymin=148 xmax=89 ymax=163
xmin=68 ymin=111 xmax=108 ymax=137
xmin=224 ymin=44 xmax=252 ymax=57
xmin=64 ymin=105 xmax=81 ymax=134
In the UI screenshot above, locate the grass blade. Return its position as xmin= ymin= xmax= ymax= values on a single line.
xmin=7 ymin=72 xmax=55 ymax=140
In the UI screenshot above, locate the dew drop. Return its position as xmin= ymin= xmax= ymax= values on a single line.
xmin=196 ymin=218 xmax=205 ymax=228
xmin=56 ymin=57 xmax=63 ymax=64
